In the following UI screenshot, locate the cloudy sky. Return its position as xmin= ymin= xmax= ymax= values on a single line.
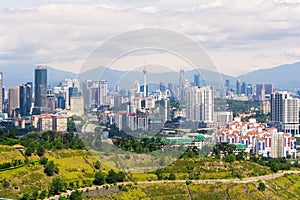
xmin=1 ymin=0 xmax=300 ymax=76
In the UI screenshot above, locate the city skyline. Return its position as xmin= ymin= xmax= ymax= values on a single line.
xmin=0 ymin=1 xmax=300 ymax=76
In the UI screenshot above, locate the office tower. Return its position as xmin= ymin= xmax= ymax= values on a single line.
xmin=271 ymin=91 xmax=299 ymax=135
xmin=82 ymin=80 xmax=93 ymax=109
xmin=256 ymin=84 xmax=265 ymax=101
xmin=179 ymin=70 xmax=185 ymax=101
xmin=68 ymin=87 xmax=79 ymax=106
xmin=0 ymin=72 xmax=2 ymax=113
xmin=113 ymin=93 xmax=122 ymax=108
xmin=99 ymin=80 xmax=108 ymax=106
xmin=57 ymin=96 xmax=65 ymax=109
xmin=2 ymin=87 xmax=4 ymax=113
xmin=246 ymin=83 xmax=253 ymax=96
xmin=264 ymin=84 xmax=274 ymax=95
xmin=70 ymin=96 xmax=84 ymax=116
xmin=8 ymin=86 xmax=20 ymax=117
xmin=236 ymin=80 xmax=241 ymax=95
xmin=159 ymin=82 xmax=165 ymax=93
xmin=241 ymin=82 xmax=247 ymax=95
xmin=186 ymin=86 xmax=214 ymax=123
xmin=159 ymin=98 xmax=170 ymax=122
xmin=194 ymin=74 xmax=200 ymax=87
xmin=34 ymin=66 xmax=47 ymax=108
xmin=19 ymin=83 xmax=32 ymax=116
xmin=46 ymin=89 xmax=56 ymax=112
xmin=225 ymin=79 xmax=230 ymax=96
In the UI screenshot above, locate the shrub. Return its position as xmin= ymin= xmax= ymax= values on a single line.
xmin=168 ymin=173 xmax=176 ymax=180
xmin=257 ymin=181 xmax=266 ymax=191
xmin=94 ymin=172 xmax=105 ymax=185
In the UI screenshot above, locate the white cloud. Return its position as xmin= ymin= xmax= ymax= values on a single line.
xmin=283 ymin=47 xmax=300 ymax=57
xmin=0 ymin=1 xmax=300 ymax=76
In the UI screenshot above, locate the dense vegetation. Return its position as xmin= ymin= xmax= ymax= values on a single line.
xmin=113 ymin=137 xmax=165 ymax=153
xmin=226 ymin=99 xmax=260 ymax=116
xmin=83 ymin=173 xmax=300 ymax=200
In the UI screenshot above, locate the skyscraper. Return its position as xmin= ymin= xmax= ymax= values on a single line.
xmin=99 ymin=80 xmax=108 ymax=105
xmin=236 ymin=80 xmax=241 ymax=95
xmin=271 ymin=91 xmax=299 ymax=135
xmin=194 ymin=74 xmax=200 ymax=87
xmin=20 ymin=83 xmax=32 ymax=116
xmin=256 ymin=84 xmax=265 ymax=101
xmin=9 ymin=86 xmax=20 ymax=117
xmin=186 ymin=86 xmax=214 ymax=123
xmin=34 ymin=66 xmax=47 ymax=108
xmin=0 ymin=72 xmax=2 ymax=113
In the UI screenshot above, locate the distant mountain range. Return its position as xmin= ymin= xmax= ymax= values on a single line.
xmin=2 ymin=61 xmax=300 ymax=90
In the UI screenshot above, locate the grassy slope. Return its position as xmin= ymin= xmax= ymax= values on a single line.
xmin=0 ymin=145 xmax=113 ymax=199
xmin=84 ymin=173 xmax=300 ymax=200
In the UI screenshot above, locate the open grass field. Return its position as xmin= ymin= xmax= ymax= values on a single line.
xmin=0 ymin=145 xmax=115 ymax=199
xmin=84 ymin=173 xmax=300 ymax=200
xmin=0 ymin=143 xmax=299 ymax=199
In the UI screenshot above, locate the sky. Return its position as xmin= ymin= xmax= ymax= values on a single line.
xmin=1 ymin=0 xmax=300 ymax=76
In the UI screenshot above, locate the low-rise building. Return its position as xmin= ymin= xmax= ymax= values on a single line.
xmin=214 ymin=118 xmax=297 ymax=158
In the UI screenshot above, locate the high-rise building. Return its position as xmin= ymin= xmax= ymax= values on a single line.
xmin=225 ymin=79 xmax=230 ymax=96
xmin=264 ymin=84 xmax=274 ymax=95
xmin=271 ymin=91 xmax=299 ymax=135
xmin=246 ymin=83 xmax=253 ymax=96
xmin=19 ymin=83 xmax=32 ymax=116
xmin=194 ymin=74 xmax=200 ymax=87
xmin=99 ymin=80 xmax=108 ymax=106
xmin=34 ymin=66 xmax=47 ymax=108
xmin=159 ymin=98 xmax=170 ymax=122
xmin=261 ymin=100 xmax=271 ymax=114
xmin=236 ymin=80 xmax=241 ymax=95
xmin=70 ymin=96 xmax=84 ymax=116
xmin=8 ymin=86 xmax=20 ymax=117
xmin=186 ymin=86 xmax=214 ymax=123
xmin=0 ymin=72 xmax=2 ymax=113
xmin=241 ymin=82 xmax=247 ymax=95
xmin=256 ymin=84 xmax=265 ymax=101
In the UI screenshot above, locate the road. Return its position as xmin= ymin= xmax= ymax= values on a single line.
xmin=46 ymin=170 xmax=300 ymax=199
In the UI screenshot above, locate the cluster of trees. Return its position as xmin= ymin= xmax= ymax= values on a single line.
xmin=253 ymin=157 xmax=293 ymax=173
xmin=44 ymin=160 xmax=59 ymax=176
xmin=226 ymin=99 xmax=260 ymax=116
xmin=113 ymin=137 xmax=165 ymax=153
xmin=155 ymin=169 xmax=176 ymax=180
xmin=93 ymin=169 xmax=126 ymax=185
xmin=0 ymin=159 xmax=23 ymax=170
xmin=212 ymin=142 xmax=237 ymax=158
xmin=21 ymin=131 xmax=84 ymax=151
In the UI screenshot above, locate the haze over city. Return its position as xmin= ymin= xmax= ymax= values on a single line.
xmin=1 ymin=0 xmax=300 ymax=76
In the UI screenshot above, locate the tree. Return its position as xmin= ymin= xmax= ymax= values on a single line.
xmin=37 ymin=145 xmax=45 ymax=157
xmin=155 ymin=169 xmax=163 ymax=180
xmin=106 ymin=169 xmax=118 ymax=184
xmin=93 ymin=172 xmax=105 ymax=185
xmin=224 ymin=154 xmax=236 ymax=163
xmin=257 ymin=181 xmax=266 ymax=191
xmin=44 ymin=160 xmax=59 ymax=176
xmin=25 ymin=146 xmax=34 ymax=157
xmin=94 ymin=161 xmax=101 ymax=170
xmin=69 ymin=190 xmax=83 ymax=200
xmin=168 ymin=173 xmax=176 ymax=180
xmin=39 ymin=157 xmax=48 ymax=165
xmin=49 ymin=177 xmax=64 ymax=195
xmin=32 ymin=190 xmax=39 ymax=200
xmin=116 ymin=171 xmax=126 ymax=182
xmin=39 ymin=190 xmax=47 ymax=199
xmin=236 ymin=151 xmax=245 ymax=161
